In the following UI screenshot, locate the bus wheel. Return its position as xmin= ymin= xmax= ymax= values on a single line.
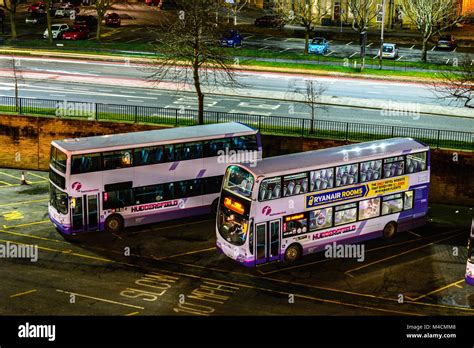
xmin=284 ymin=244 xmax=302 ymax=263
xmin=105 ymin=215 xmax=123 ymax=233
xmin=211 ymin=199 xmax=219 ymax=214
xmin=383 ymin=222 xmax=397 ymax=239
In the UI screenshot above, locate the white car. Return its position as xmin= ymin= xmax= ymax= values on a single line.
xmin=55 ymin=7 xmax=78 ymax=18
xmin=43 ymin=24 xmax=69 ymax=39
xmin=378 ymin=43 xmax=399 ymax=59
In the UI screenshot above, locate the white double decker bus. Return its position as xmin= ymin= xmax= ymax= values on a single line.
xmin=48 ymin=122 xmax=261 ymax=235
xmin=216 ymin=138 xmax=430 ymax=266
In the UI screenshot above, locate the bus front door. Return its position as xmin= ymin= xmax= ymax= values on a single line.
xmin=255 ymin=219 xmax=281 ymax=265
xmin=71 ymin=194 xmax=99 ymax=232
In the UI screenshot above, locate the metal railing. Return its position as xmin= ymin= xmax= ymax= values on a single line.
xmin=0 ymin=96 xmax=472 ymax=151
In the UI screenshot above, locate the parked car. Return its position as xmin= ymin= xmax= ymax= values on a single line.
xmin=436 ymin=35 xmax=456 ymax=50
xmin=145 ymin=0 xmax=160 ymax=5
xmin=378 ymin=43 xmax=399 ymax=59
xmin=25 ymin=12 xmax=46 ymax=24
xmin=105 ymin=13 xmax=121 ymax=27
xmin=254 ymin=15 xmax=284 ymax=28
xmin=158 ymin=0 xmax=177 ymax=10
xmin=219 ymin=30 xmax=243 ymax=48
xmin=55 ymin=6 xmax=79 ymax=18
xmin=74 ymin=15 xmax=98 ymax=29
xmin=308 ymin=37 xmax=329 ymax=54
xmin=43 ymin=23 xmax=69 ymax=39
xmin=28 ymin=2 xmax=45 ymax=13
xmin=61 ymin=25 xmax=89 ymax=40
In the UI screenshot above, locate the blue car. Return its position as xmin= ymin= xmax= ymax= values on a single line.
xmin=308 ymin=37 xmax=329 ymax=54
xmin=220 ymin=30 xmax=243 ymax=48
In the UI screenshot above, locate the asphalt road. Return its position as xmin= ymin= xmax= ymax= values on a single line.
xmin=0 ymin=55 xmax=472 ymax=132
xmin=0 ymin=168 xmax=473 ymax=316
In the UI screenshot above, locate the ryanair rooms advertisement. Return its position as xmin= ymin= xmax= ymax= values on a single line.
xmin=305 ymin=176 xmax=409 ymax=209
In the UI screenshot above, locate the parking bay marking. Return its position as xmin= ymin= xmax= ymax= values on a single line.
xmin=159 ymin=268 xmax=420 ymax=316
xmin=57 ymin=289 xmax=144 ymax=310
xmin=344 ymin=231 xmax=464 ymax=275
xmin=10 ymin=289 xmax=37 ymax=298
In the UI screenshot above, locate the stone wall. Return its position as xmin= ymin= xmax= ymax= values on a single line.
xmin=0 ymin=115 xmax=472 ymax=205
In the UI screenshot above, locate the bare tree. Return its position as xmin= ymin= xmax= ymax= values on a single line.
xmin=348 ymin=0 xmax=377 ymax=70
xmin=1 ymin=0 xmax=19 ymax=39
xmin=93 ymin=0 xmax=111 ymax=41
xmin=431 ymin=56 xmax=473 ymax=108
xmin=44 ymin=0 xmax=53 ymax=44
xmin=294 ymin=80 xmax=327 ymax=134
xmin=223 ymin=0 xmax=248 ymax=26
xmin=8 ymin=55 xmax=21 ymax=111
xmin=274 ymin=0 xmax=329 ymax=55
xmin=147 ymin=0 xmax=240 ymax=125
xmin=400 ymin=0 xmax=463 ymax=62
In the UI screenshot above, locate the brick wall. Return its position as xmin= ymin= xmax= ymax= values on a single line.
xmin=0 ymin=115 xmax=472 ymax=205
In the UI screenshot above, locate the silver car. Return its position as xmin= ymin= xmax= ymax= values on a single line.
xmin=379 ymin=43 xmax=399 ymax=59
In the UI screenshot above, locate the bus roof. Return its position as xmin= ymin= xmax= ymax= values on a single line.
xmin=243 ymin=138 xmax=428 ymax=177
xmin=52 ymin=122 xmax=256 ymax=153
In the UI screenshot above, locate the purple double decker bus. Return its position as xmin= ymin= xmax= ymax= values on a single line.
xmin=216 ymin=138 xmax=430 ymax=266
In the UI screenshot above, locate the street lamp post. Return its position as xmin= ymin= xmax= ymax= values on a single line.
xmin=378 ymin=0 xmax=386 ymax=70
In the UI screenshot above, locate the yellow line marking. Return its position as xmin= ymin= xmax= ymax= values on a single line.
xmin=0 ymin=180 xmax=48 ymax=188
xmin=345 ymin=232 xmax=464 ymax=274
xmin=455 ymin=284 xmax=463 ymax=289
xmin=152 ymin=247 xmax=215 ymax=261
xmin=0 ymin=171 xmax=22 ymax=180
xmin=10 ymin=289 xmax=37 ymax=298
xmin=0 ymin=198 xmax=49 ymax=208
xmin=0 ymin=180 xmax=13 ymax=186
xmin=2 ymin=220 xmax=50 ymax=230
xmin=0 ymin=229 xmax=64 ymax=243
xmin=26 ymin=172 xmax=48 ymax=180
xmin=259 ymin=230 xmax=441 ymax=275
xmin=156 ymin=268 xmax=420 ymax=316
xmin=0 ymin=238 xmax=116 ymax=263
xmin=411 ymin=279 xmax=466 ymax=301
xmin=56 ymin=289 xmax=145 ymax=310
xmin=162 ymin=259 xmax=474 ymax=313
xmin=125 ymin=311 xmax=140 ymax=316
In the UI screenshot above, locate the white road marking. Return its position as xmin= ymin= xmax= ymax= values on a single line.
xmin=258 ymin=46 xmax=269 ymax=51
xmin=367 ymin=91 xmax=381 ymax=94
xmin=238 ymin=102 xmax=280 ymax=110
xmin=452 ymin=48 xmax=457 ymax=53
xmin=345 ymin=41 xmax=353 ymax=46
xmin=126 ymin=38 xmax=141 ymax=43
xmin=245 ymin=35 xmax=254 ymax=40
xmin=279 ymin=48 xmax=291 ymax=53
xmin=127 ymin=99 xmax=144 ymax=103
xmin=431 ymin=46 xmax=436 ymax=51
xmin=349 ymin=52 xmax=358 ymax=58
xmin=409 ymin=45 xmax=415 ymax=49
xmin=263 ymin=36 xmax=273 ymax=41
xmin=229 ymin=109 xmax=272 ymax=116
xmin=396 ymin=55 xmax=404 ymax=61
xmin=372 ymin=55 xmax=379 ymax=59
xmin=446 ymin=58 xmax=450 ymax=64
xmin=49 ymin=94 xmax=66 ymax=97
xmin=366 ymin=42 xmax=373 ymax=47
xmin=324 ymin=51 xmax=336 ymax=56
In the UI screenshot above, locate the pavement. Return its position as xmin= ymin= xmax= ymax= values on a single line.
xmin=0 ymin=168 xmax=473 ymax=316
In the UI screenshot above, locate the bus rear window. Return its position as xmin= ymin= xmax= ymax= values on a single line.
xmin=50 ymin=146 xmax=67 ymax=173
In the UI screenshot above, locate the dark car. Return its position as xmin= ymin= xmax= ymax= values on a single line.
xmin=145 ymin=0 xmax=160 ymax=5
xmin=27 ymin=2 xmax=45 ymax=13
xmin=436 ymin=35 xmax=456 ymax=50
xmin=104 ymin=13 xmax=121 ymax=27
xmin=25 ymin=12 xmax=46 ymax=24
xmin=159 ymin=0 xmax=177 ymax=10
xmin=74 ymin=15 xmax=98 ymax=29
xmin=220 ymin=30 xmax=243 ymax=48
xmin=254 ymin=15 xmax=284 ymax=28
